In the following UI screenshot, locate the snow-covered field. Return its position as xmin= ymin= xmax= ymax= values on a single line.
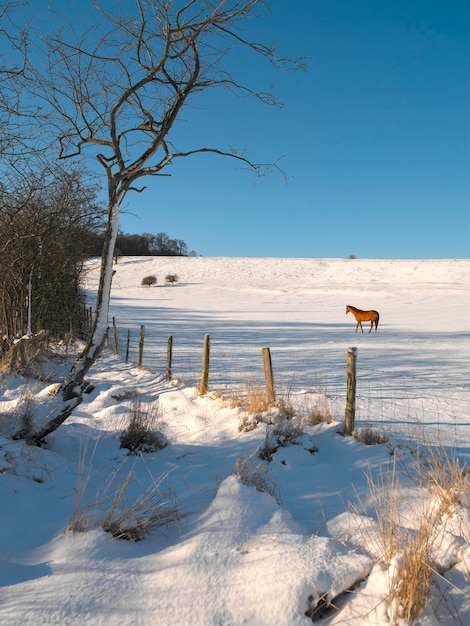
xmin=105 ymin=257 xmax=469 ymax=446
xmin=0 ymin=257 xmax=469 ymax=625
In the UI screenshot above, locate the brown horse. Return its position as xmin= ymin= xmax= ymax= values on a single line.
xmin=346 ymin=305 xmax=379 ymax=333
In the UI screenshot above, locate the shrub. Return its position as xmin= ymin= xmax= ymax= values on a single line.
xmin=165 ymin=274 xmax=179 ymax=284
xmin=141 ymin=275 xmax=157 ymax=287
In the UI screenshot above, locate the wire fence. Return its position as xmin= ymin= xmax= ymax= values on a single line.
xmin=110 ymin=320 xmax=470 ymax=449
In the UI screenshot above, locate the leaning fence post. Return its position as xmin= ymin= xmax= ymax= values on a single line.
xmin=166 ymin=335 xmax=173 ymax=381
xmin=199 ymin=334 xmax=210 ymax=396
xmin=112 ymin=317 xmax=119 ymax=355
xmin=344 ymin=346 xmax=357 ymax=435
xmin=137 ymin=325 xmax=145 ymax=368
xmin=125 ymin=329 xmax=131 ymax=363
xmin=262 ymin=347 xmax=276 ymax=404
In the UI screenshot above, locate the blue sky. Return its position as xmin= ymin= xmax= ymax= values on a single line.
xmin=27 ymin=2 xmax=470 ymax=258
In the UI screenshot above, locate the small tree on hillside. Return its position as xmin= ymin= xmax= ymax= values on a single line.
xmin=165 ymin=274 xmax=179 ymax=285
xmin=141 ymin=275 xmax=157 ymax=287
xmin=25 ymin=0 xmax=305 ymax=443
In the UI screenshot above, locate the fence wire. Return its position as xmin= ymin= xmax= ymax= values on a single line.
xmin=112 ymin=323 xmax=469 ymax=449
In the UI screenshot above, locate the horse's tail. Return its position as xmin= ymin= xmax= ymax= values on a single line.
xmin=375 ymin=312 xmax=380 ymax=329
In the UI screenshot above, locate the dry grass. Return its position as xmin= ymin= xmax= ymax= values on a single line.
xmin=100 ymin=468 xmax=180 ymax=541
xmin=221 ymin=383 xmax=271 ymax=414
xmin=238 ymin=414 xmax=259 ymax=432
xmin=233 ymin=453 xmax=280 ymax=503
xmin=69 ymin=446 xmax=183 ymax=541
xmin=246 ymin=384 xmax=271 ymax=414
xmin=211 ymin=384 xmax=270 ymax=431
xmin=0 ymin=385 xmax=40 ymax=442
xmin=352 ymin=462 xmax=403 ymax=566
xmin=258 ymin=429 xmax=280 ymax=462
xmin=297 ymin=386 xmax=332 ymax=426
xmin=418 ymin=443 xmax=470 ymax=518
xmin=258 ymin=412 xmax=303 ymax=462
xmin=16 ymin=395 xmax=36 ymax=442
xmin=351 ymin=450 xmax=465 ymax=625
xmin=68 ymin=437 xmax=100 ymax=532
xmin=238 ymin=383 xmax=331 ymax=432
xmin=219 ymin=381 xmax=332 ymax=435
xmin=1 ymin=334 xmax=73 ymax=380
xmin=389 ymin=515 xmax=435 ymax=625
xmin=119 ymin=398 xmax=167 ymax=454
xmin=354 ymin=424 xmax=388 ymax=446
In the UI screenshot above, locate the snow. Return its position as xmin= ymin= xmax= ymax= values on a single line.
xmin=1 ymin=257 xmax=469 ymax=625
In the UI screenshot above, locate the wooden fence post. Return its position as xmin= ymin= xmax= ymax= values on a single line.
xmin=125 ymin=329 xmax=131 ymax=363
xmin=137 ymin=325 xmax=145 ymax=368
xmin=344 ymin=346 xmax=357 ymax=435
xmin=199 ymin=334 xmax=210 ymax=396
xmin=166 ymin=335 xmax=173 ymax=381
xmin=112 ymin=317 xmax=119 ymax=355
xmin=262 ymin=347 xmax=276 ymax=404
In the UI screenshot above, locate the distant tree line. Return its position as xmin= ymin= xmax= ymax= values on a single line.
xmin=85 ymin=231 xmax=198 ymax=258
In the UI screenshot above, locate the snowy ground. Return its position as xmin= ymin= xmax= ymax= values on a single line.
xmin=0 ymin=257 xmax=469 ymax=625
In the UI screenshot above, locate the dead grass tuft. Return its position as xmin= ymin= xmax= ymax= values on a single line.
xmin=351 ymin=454 xmax=458 ymax=625
xmin=258 ymin=414 xmax=303 ymax=462
xmin=68 ymin=437 xmax=99 ymax=533
xmin=69 ymin=446 xmax=183 ymax=541
xmin=352 ymin=462 xmax=403 ymax=566
xmin=233 ymin=453 xmax=280 ymax=503
xmin=2 ymin=386 xmax=40 ymax=443
xmin=418 ymin=443 xmax=470 ymax=518
xmin=354 ymin=424 xmax=388 ymax=446
xmin=389 ymin=516 xmax=435 ymax=625
xmin=246 ymin=384 xmax=271 ymax=414
xmin=297 ymin=386 xmax=332 ymax=426
xmin=119 ymin=398 xmax=167 ymax=454
xmin=101 ymin=470 xmax=180 ymax=541
xmin=238 ymin=414 xmax=259 ymax=432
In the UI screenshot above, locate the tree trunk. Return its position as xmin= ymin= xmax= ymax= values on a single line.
xmin=31 ymin=196 xmax=121 ymax=444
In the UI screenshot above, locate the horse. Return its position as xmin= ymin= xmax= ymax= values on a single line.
xmin=346 ymin=305 xmax=379 ymax=333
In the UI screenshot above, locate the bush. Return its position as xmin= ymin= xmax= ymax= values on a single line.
xmin=141 ymin=275 xmax=157 ymax=287
xmin=165 ymin=274 xmax=179 ymax=284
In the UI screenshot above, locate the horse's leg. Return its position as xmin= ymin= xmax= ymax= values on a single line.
xmin=369 ymin=320 xmax=373 ymax=333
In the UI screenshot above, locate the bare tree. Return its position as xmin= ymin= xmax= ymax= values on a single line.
xmin=0 ymin=2 xmax=46 ymax=174
xmin=28 ymin=0 xmax=305 ymax=442
xmin=0 ymin=165 xmax=104 ymax=342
